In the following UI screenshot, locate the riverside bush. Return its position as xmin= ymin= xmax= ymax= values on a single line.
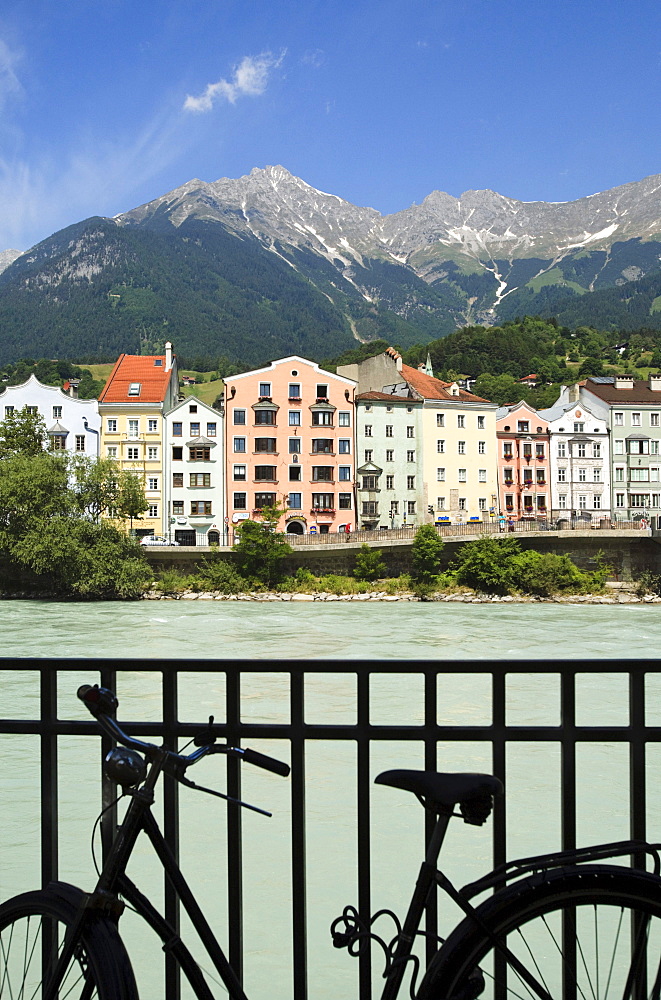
xmin=353 ymin=544 xmax=387 ymax=582
xmin=411 ymin=524 xmax=445 ymax=584
xmin=451 ymin=536 xmax=604 ymax=596
xmin=191 ymin=555 xmax=245 ymax=593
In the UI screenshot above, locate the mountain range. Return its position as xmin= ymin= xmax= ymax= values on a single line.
xmin=2 ymin=166 xmax=661 ymax=367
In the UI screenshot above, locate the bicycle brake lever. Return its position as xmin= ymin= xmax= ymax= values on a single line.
xmin=193 ymin=716 xmax=219 ymax=747
xmin=178 ymin=773 xmax=272 ymax=818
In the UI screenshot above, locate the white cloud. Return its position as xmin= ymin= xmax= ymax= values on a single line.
xmin=0 ymin=37 xmax=22 ymax=108
xmin=183 ymin=51 xmax=285 ymax=113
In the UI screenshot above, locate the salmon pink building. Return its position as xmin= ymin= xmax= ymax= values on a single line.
xmin=223 ymin=357 xmax=356 ymax=535
xmin=495 ymin=401 xmax=551 ymax=520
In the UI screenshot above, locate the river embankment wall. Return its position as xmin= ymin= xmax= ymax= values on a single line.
xmin=145 ymin=530 xmax=661 ymax=579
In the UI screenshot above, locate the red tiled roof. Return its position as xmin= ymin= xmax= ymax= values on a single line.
xmin=356 ymin=391 xmax=412 ymax=401
xmin=583 ymin=377 xmax=661 ymax=405
xmin=399 ymin=363 xmax=490 ymax=403
xmin=99 ymin=354 xmax=174 ymax=403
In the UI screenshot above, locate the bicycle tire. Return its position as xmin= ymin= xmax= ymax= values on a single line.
xmin=0 ymin=886 xmax=139 ymax=999
xmin=417 ymin=865 xmax=661 ymax=1000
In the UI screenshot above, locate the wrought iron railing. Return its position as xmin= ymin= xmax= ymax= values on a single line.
xmin=0 ymin=659 xmax=658 ymax=1000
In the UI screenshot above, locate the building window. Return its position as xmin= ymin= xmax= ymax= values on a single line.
xmin=128 ymin=419 xmax=139 ymax=438
xmin=312 ymin=493 xmax=334 ymax=510
xmin=407 ymin=450 xmax=415 ymax=462
xmin=255 ymin=492 xmax=276 ymax=509
xmin=339 ymin=467 xmax=351 ymax=481
xmin=289 ymin=466 xmax=301 ymax=481
xmin=616 ymin=494 xmax=625 ymax=508
xmin=458 ymin=415 xmax=465 ymax=428
xmin=614 ymin=412 xmax=624 ymax=426
xmin=339 ymin=439 xmax=351 ymax=454
xmin=593 ymin=443 xmax=601 ymax=458
xmin=407 ymin=501 xmax=416 ymax=515
xmin=4 ymin=406 xmax=14 ymax=415
xmin=651 ymin=413 xmax=660 ymax=427
xmin=190 ymin=422 xmax=200 ymax=436
xmin=437 ymin=468 xmax=445 ymax=481
xmin=361 ymin=475 xmax=378 ymax=490
xmin=477 ymin=416 xmax=485 ymax=429
xmin=558 ymin=495 xmax=567 ymax=509
xmin=316 ymin=384 xmax=329 ymax=399
xmin=190 ymin=501 xmax=212 ymax=516
xmin=537 ymin=495 xmax=547 ymax=511
xmin=390 ymin=501 xmax=399 ymax=516
xmin=107 ymin=419 xmax=117 ymax=432
xmin=386 ymin=475 xmax=394 ymax=489
xmin=627 ymin=439 xmax=649 ymax=455
xmin=172 ymin=447 xmax=183 ymax=461
xmin=479 ymin=498 xmax=487 ymax=510
xmin=148 ymin=446 xmax=158 ymax=459
xmin=478 ymin=441 xmax=486 ymax=454
xmin=312 ymin=411 xmax=333 ymax=426
xmin=148 ymin=419 xmax=158 ymax=433
xmin=614 ymin=439 xmax=624 ymax=455
xmin=536 ymin=469 xmax=545 ymax=484
xmin=458 ymin=469 xmax=467 ymax=483
xmin=407 ymin=475 xmax=415 ymax=489
xmin=503 ymin=443 xmax=513 ymax=458
xmin=615 ymin=467 xmax=624 ymax=482
xmin=362 ymin=501 xmax=378 ymax=516
xmin=312 ymin=439 xmax=333 ymax=453
xmin=289 ymin=438 xmax=301 ymax=454
xmin=172 ymin=501 xmax=184 ymax=515
xmin=189 ymin=447 xmax=211 ymax=461
xmin=148 ymin=504 xmax=158 ymax=517
xmin=557 ymin=442 xmax=566 ymax=457
xmin=574 ymin=422 xmax=584 ymax=433
xmin=52 ymin=406 xmax=62 ymax=419
xmin=364 ymin=450 xmax=373 ymax=462
xmin=386 ymin=450 xmax=394 ymax=461
xmin=632 ymin=413 xmax=641 ymax=427
xmin=458 ymin=498 xmax=466 ymax=511
xmin=458 ymin=441 xmax=465 ymax=454
xmin=313 ymin=467 xmax=333 ymax=482
xmin=630 ymin=468 xmax=650 ymax=482
xmin=386 ymin=425 xmax=393 ymax=437
xmin=593 ymin=468 xmax=601 ymax=482
xmin=577 ymin=443 xmax=586 ymax=458
xmin=127 ymin=447 xmax=139 ymax=460
xmin=437 ymin=440 xmax=445 ymax=453
xmin=128 ymin=383 xmax=141 ymax=397
xmin=289 ymin=411 xmax=301 ymax=426
xmin=190 ymin=473 xmax=211 ymax=487
xmin=436 ymin=414 xmax=445 ymax=427
xmin=339 ymin=493 xmax=352 ymax=509
xmin=172 ymin=422 xmax=182 ymax=437
xmin=207 ymin=423 xmax=217 ymax=437
xmin=536 ymin=444 xmax=544 ymax=458
xmin=364 ymin=425 xmax=372 ymax=436
xmin=578 ymin=496 xmax=587 ymax=510
xmin=189 ymin=404 xmax=197 ymax=414
xmin=288 ymin=493 xmax=302 ymax=509
xmin=148 ymin=477 xmax=158 ymax=490
xmin=75 ymin=435 xmax=85 ymax=452
xmin=478 ymin=469 xmax=487 ymax=482
xmin=255 ymin=466 xmax=277 ymax=481
xmin=339 ymin=412 xmax=351 ymax=426
xmin=173 ymin=473 xmax=184 ymax=487
xmin=437 ymin=497 xmax=446 ymax=510
xmin=107 ymin=446 xmax=117 ymax=458
xmin=289 ymin=384 xmax=301 ymax=400
xmin=234 ymin=493 xmax=247 ymax=510
xmin=593 ymin=495 xmax=601 ymax=509
xmin=518 ymin=421 xmax=529 ymax=433
xmin=578 ymin=468 xmax=586 ymax=482
xmin=233 ymin=409 xmax=246 ymax=425
xmin=259 ymin=383 xmax=271 ymax=398
xmin=522 ymin=443 xmax=532 ymax=458
xmin=255 ymin=410 xmax=276 ymax=425
xmin=504 ymin=468 xmax=513 ymax=485
xmin=255 ymin=438 xmax=276 ymax=453
xmin=523 ymin=470 xmax=533 ymax=485
xmin=653 ymin=441 xmax=660 ymax=455
xmin=406 ymin=426 xmax=414 ymax=438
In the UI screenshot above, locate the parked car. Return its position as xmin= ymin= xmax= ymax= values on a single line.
xmin=139 ymin=535 xmax=180 ymax=547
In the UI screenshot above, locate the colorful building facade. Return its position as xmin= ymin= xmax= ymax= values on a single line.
xmin=0 ymin=374 xmax=101 ymax=456
xmin=496 ymin=402 xmax=551 ymax=520
xmin=164 ymin=396 xmax=224 ymax=545
xmin=223 ymin=357 xmax=356 ymax=534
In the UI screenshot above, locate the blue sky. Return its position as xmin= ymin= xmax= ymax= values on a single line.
xmin=1 ymin=0 xmax=660 ymax=251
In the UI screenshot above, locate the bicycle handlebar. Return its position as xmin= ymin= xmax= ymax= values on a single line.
xmin=77 ymin=684 xmax=290 ymax=779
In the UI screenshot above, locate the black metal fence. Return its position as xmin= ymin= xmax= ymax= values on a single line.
xmin=1 ymin=659 xmax=659 ymax=1000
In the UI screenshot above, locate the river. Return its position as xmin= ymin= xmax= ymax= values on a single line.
xmin=2 ymin=600 xmax=660 ymax=999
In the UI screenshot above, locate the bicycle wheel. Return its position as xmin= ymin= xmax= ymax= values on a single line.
xmin=417 ymin=865 xmax=661 ymax=1000
xmin=0 ymin=887 xmax=139 ymax=999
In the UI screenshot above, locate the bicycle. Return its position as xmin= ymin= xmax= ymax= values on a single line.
xmin=2 ymin=683 xmax=661 ymax=999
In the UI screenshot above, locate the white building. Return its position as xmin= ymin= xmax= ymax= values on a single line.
xmin=0 ymin=374 xmax=101 ymax=456
xmin=538 ymin=398 xmax=611 ymax=520
xmin=164 ymin=396 xmax=225 ymax=545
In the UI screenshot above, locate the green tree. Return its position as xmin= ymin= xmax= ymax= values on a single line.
xmin=353 ymin=543 xmax=387 ymax=582
xmin=411 ymin=524 xmax=445 ymax=584
xmin=71 ymin=459 xmax=148 ymax=526
xmin=452 ymin=536 xmax=522 ymax=594
xmin=0 ymin=406 xmax=47 ymax=457
xmin=232 ymin=503 xmax=293 ymax=587
xmin=115 ymin=470 xmax=149 ymax=529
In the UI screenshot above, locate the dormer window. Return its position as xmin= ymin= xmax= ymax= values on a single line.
xmin=128 ymin=383 xmax=141 ymax=397
xmin=154 ymin=359 xmax=163 ymax=367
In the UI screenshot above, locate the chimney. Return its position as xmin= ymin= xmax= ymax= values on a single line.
xmin=614 ymin=375 xmax=635 ymax=390
xmin=650 ymin=374 xmax=661 ymax=391
xmin=568 ymin=383 xmax=580 ymax=403
xmin=165 ymin=341 xmax=173 ymax=371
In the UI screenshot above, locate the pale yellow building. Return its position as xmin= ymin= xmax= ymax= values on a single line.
xmin=98 ymin=342 xmax=179 ymax=537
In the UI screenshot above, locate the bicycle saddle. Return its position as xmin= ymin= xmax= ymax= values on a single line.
xmin=375 ymin=770 xmax=503 ymax=825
